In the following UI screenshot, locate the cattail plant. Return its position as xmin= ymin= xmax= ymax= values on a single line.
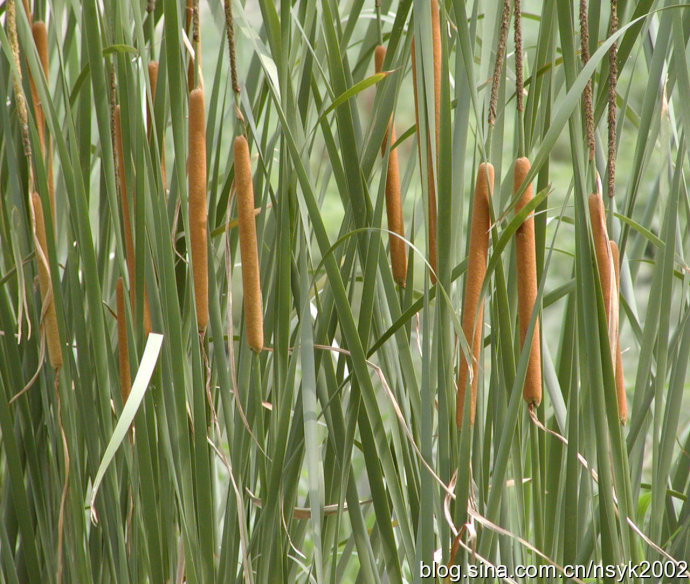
xmin=410 ymin=0 xmax=441 ymax=283
xmin=114 ymin=105 xmax=152 ymax=335
xmin=588 ymin=192 xmax=627 ymax=422
xmin=513 ymin=157 xmax=542 ymax=406
xmin=457 ymin=163 xmax=493 ymax=427
xmin=27 ymin=20 xmax=55 ymax=224
xmin=116 ymin=278 xmax=130 ymax=404
xmin=30 ymin=192 xmax=61 ymax=370
xmin=188 ymin=87 xmax=208 ymax=332
xmin=374 ymin=45 xmax=406 ymax=287
xmin=234 ymin=135 xmax=263 ymax=353
xmin=588 ymin=193 xmax=616 ymax=360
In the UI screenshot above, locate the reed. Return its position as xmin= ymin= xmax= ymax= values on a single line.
xmin=457 ymin=162 xmax=493 ymax=427
xmin=513 ymin=157 xmax=541 ymax=406
xmin=374 ymin=45 xmax=407 ymax=287
xmin=234 ymin=135 xmax=263 ymax=352
xmin=188 ymin=88 xmax=208 ymax=331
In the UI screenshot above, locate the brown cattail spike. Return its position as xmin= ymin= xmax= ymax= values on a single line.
xmin=188 ymin=88 xmax=209 ymax=331
xmin=588 ymin=193 xmax=615 ymax=360
xmin=457 ymin=163 xmax=494 ymax=427
xmin=30 ymin=192 xmax=62 ymax=370
xmin=411 ymin=0 xmax=441 ymax=283
xmin=609 ymin=241 xmax=626 ymax=424
xmin=28 ymin=21 xmax=55 ymax=225
xmin=513 ymin=158 xmax=542 ymax=406
xmin=375 ymin=45 xmax=407 ymax=287
xmin=234 ymin=135 xmax=264 ymax=352
xmin=116 ymin=278 xmax=131 ymax=404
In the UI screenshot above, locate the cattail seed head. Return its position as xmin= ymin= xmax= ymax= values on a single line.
xmin=375 ymin=45 xmax=407 ymax=287
xmin=513 ymin=157 xmax=541 ymax=406
xmin=457 ymin=163 xmax=494 ymax=427
xmin=588 ymin=193 xmax=615 ymax=362
xmin=188 ymin=88 xmax=208 ymax=331
xmin=30 ymin=192 xmax=62 ymax=370
xmin=234 ymin=135 xmax=263 ymax=352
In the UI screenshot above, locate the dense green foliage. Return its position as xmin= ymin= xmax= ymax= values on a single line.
xmin=1 ymin=0 xmax=689 ymax=582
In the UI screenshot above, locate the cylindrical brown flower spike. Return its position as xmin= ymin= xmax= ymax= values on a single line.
xmin=513 ymin=158 xmax=542 ymax=406
xmin=588 ymin=193 xmax=615 ymax=365
xmin=410 ymin=0 xmax=441 ymax=283
xmin=30 ymin=192 xmax=62 ymax=370
xmin=29 ymin=20 xmax=55 ymax=226
xmin=457 ymin=163 xmax=493 ymax=427
xmin=116 ymin=278 xmax=131 ymax=405
xmin=234 ymin=135 xmax=264 ymax=353
xmin=609 ymin=241 xmax=626 ymax=424
xmin=188 ymin=88 xmax=208 ymax=331
xmin=375 ymin=45 xmax=407 ymax=287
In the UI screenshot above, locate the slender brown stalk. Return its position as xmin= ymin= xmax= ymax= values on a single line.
xmin=189 ymin=88 xmax=209 ymax=331
xmin=234 ymin=135 xmax=264 ymax=352
xmin=116 ymin=278 xmax=131 ymax=405
xmin=30 ymin=192 xmax=62 ymax=370
xmin=513 ymin=158 xmax=541 ymax=406
xmin=513 ymin=0 xmax=524 ymax=114
xmin=375 ymin=45 xmax=407 ymax=287
xmin=410 ymin=0 xmax=441 ymax=282
xmin=457 ymin=163 xmax=493 ymax=427
xmin=609 ymin=241 xmax=626 ymax=423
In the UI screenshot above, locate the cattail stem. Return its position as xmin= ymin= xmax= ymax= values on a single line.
xmin=189 ymin=88 xmax=209 ymax=331
xmin=234 ymin=135 xmax=263 ymax=352
xmin=116 ymin=278 xmax=131 ymax=405
xmin=514 ymin=0 xmax=525 ymax=155
xmin=457 ymin=163 xmax=494 ymax=427
xmin=513 ymin=158 xmax=541 ymax=406
xmin=609 ymin=241 xmax=626 ymax=423
xmin=375 ymin=45 xmax=407 ymax=287
xmin=30 ymin=192 xmax=62 ymax=370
